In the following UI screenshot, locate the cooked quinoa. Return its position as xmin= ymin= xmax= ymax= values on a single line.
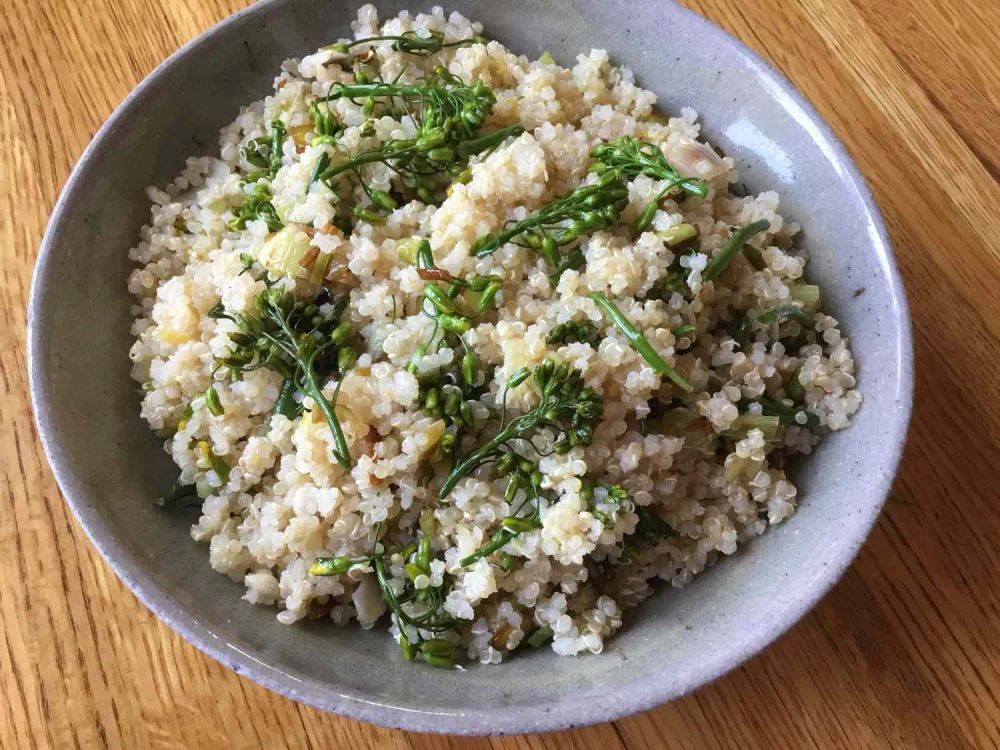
xmin=128 ymin=5 xmax=861 ymax=666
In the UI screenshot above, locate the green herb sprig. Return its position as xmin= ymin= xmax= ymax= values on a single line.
xmin=406 ymin=237 xmax=502 ymax=350
xmin=580 ymin=480 xmax=630 ymax=529
xmin=753 ymin=304 xmax=814 ymax=328
xmin=590 ymin=137 xmax=707 ymax=194
xmin=588 ymin=292 xmax=693 ymax=392
xmin=228 ymin=183 xmax=283 ymax=232
xmin=330 ymin=29 xmax=486 ymax=57
xmin=459 ymin=452 xmax=546 ymax=566
xmin=268 ymin=120 xmax=286 ymax=178
xmin=310 ymin=516 xmax=457 ymax=667
xmin=546 ymin=320 xmax=599 ymax=347
xmin=471 ymin=170 xmax=628 ymax=280
xmin=241 ymin=136 xmax=270 ymax=173
xmin=589 ymin=137 xmax=708 ymax=231
xmin=317 ymin=67 xmax=523 ymax=197
xmin=459 ymin=513 xmax=541 ymax=568
xmin=309 ymin=99 xmax=340 ymax=140
xmin=633 ymin=506 xmax=675 ymax=544
xmin=701 ymin=219 xmax=771 ymax=283
xmin=439 ymin=359 xmax=603 ymax=498
xmin=213 ymin=286 xmax=353 ymax=467
xmin=755 ymin=397 xmax=820 ymax=431
xmin=646 ymin=219 xmax=772 ymax=303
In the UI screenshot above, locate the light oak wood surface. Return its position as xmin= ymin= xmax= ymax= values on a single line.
xmin=2 ymin=1 xmax=998 ymax=747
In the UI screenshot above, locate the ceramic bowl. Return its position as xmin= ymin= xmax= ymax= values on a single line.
xmin=28 ymin=0 xmax=912 ymax=734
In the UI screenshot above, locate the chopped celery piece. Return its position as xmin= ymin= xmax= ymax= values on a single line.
xmin=660 ymin=407 xmax=698 ymax=431
xmin=256 ymin=224 xmax=313 ymax=278
xmin=789 ymin=283 xmax=820 ymax=309
xmin=539 ymin=50 xmax=555 ymax=64
xmin=656 ymin=223 xmax=699 ymax=247
xmin=526 ymin=626 xmax=553 ymax=648
xmin=684 ymin=428 xmax=716 ymax=454
xmin=304 ymin=250 xmax=332 ymax=286
xmin=754 ymin=304 xmax=813 ymax=327
xmin=759 ymin=397 xmax=820 ymax=431
xmin=725 ymin=455 xmax=747 ymax=480
xmin=196 ymin=440 xmax=230 ymax=485
xmin=786 ymin=368 xmax=805 ymax=402
xmin=721 ymin=414 xmax=783 ymax=442
xmin=396 ymin=237 xmax=425 ymax=265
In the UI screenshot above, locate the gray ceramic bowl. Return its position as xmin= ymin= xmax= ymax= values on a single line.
xmin=28 ymin=0 xmax=912 ymax=735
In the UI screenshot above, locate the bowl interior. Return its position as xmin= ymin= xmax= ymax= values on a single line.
xmin=29 ymin=0 xmax=911 ymax=734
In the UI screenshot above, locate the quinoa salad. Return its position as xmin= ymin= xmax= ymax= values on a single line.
xmin=128 ymin=5 xmax=861 ymax=668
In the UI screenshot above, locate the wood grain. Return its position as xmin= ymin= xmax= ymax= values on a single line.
xmin=2 ymin=0 xmax=998 ymax=746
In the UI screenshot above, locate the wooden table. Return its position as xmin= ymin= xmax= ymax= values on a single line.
xmin=3 ymin=0 xmax=998 ymax=747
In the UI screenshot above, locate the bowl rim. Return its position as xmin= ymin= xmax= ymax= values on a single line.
xmin=27 ymin=0 xmax=913 ymax=735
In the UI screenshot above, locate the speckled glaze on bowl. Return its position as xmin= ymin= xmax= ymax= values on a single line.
xmin=27 ymin=0 xmax=912 ymax=735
